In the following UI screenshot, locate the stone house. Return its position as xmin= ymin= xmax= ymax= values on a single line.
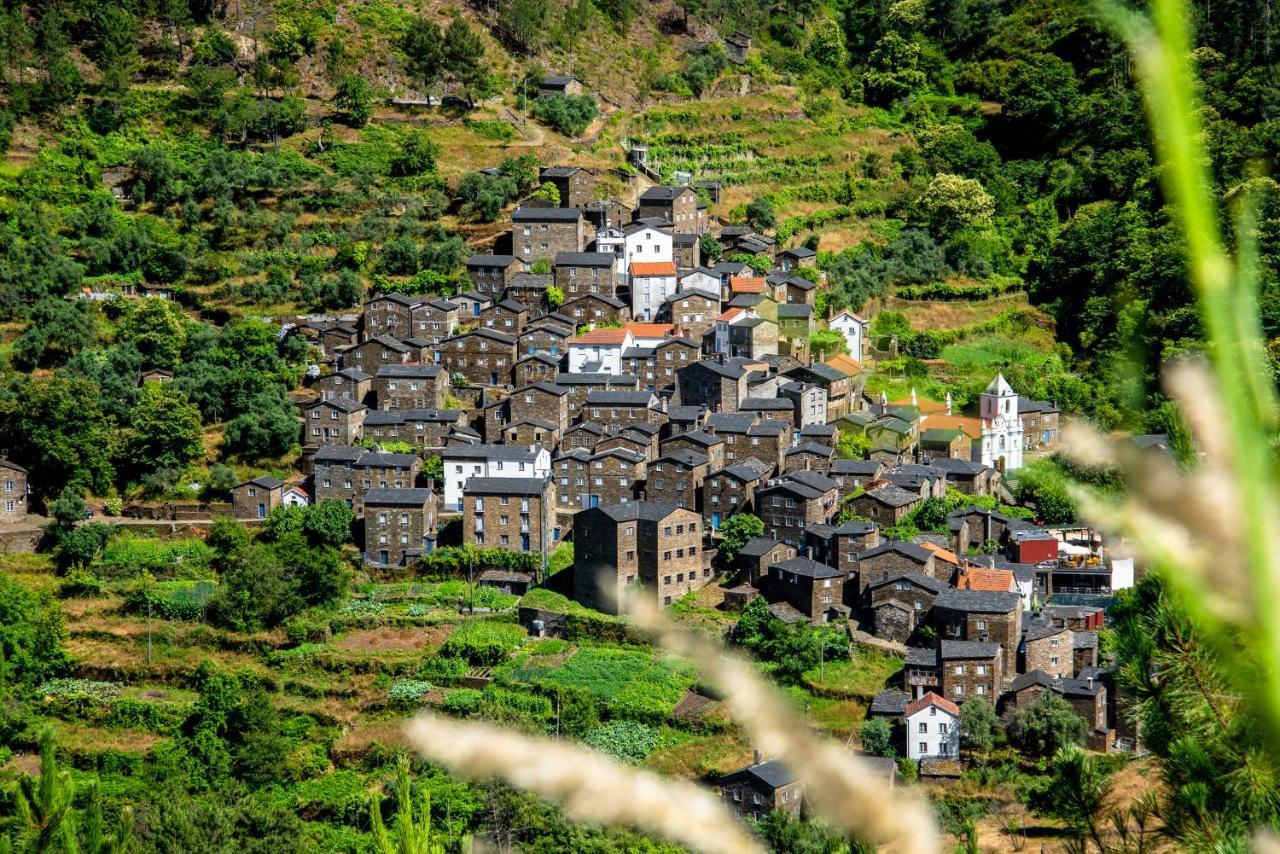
xmin=486 ymin=382 xmax=570 ymax=439
xmin=362 ymin=409 xmax=462 ymax=451
xmin=740 ymin=419 xmax=793 ymax=473
xmin=465 ymin=254 xmax=523 ymax=300
xmin=829 ymin=459 xmax=885 ymax=498
xmin=540 ymin=166 xmax=595 ymax=208
xmin=539 ymin=75 xmax=583 ymax=96
xmin=344 ymin=335 xmax=416 ymax=373
xmin=767 ymin=557 xmax=844 ymax=625
xmin=785 ymin=363 xmax=853 ymax=419
xmin=312 ymin=446 xmax=365 ymax=509
xmin=739 ymin=396 xmax=794 ymax=421
xmin=1022 ymin=622 xmax=1075 ymax=679
xmin=480 ymin=299 xmax=530 ymax=336
xmin=463 ymin=477 xmax=555 ymax=553
xmin=438 ymin=328 xmax=519 ymax=387
xmin=784 ymin=442 xmax=834 ymax=475
xmin=661 ymin=288 xmax=720 ymax=344
xmin=231 ymin=476 xmax=284 ymax=520
xmin=719 ymin=758 xmax=802 ymax=823
xmin=737 ymin=537 xmax=797 ymax=586
xmin=776 ymin=304 xmax=815 ymax=358
xmin=857 ymin=540 xmax=936 ymax=593
xmin=560 ymin=421 xmax=608 ymax=454
xmin=849 ymin=484 xmax=922 ymax=526
xmin=500 ymin=419 xmax=560 ymax=448
xmin=554 ymin=447 xmax=645 ymax=511
xmin=513 ymin=353 xmax=562 ymax=387
xmin=555 ymin=371 xmax=640 ymax=419
xmin=452 ymin=290 xmax=491 ymax=320
xmin=904 ymin=646 xmax=942 ymax=700
xmin=636 ymin=185 xmax=708 ymax=235
xmin=573 ymin=503 xmax=707 ymax=613
xmin=651 ymin=337 xmax=702 ymax=389
xmin=596 ymin=423 xmax=660 ymax=461
xmin=303 ymin=397 xmax=367 ymax=447
xmin=662 ymin=430 xmax=725 ymax=471
xmin=665 ymin=405 xmax=708 ymax=438
xmin=674 ymin=356 xmax=768 ymax=412
xmin=1008 ymin=671 xmax=1108 ymax=731
xmin=374 ymin=364 xmax=448 ymax=410
xmin=930 ymin=589 xmax=1024 ymax=678
xmin=703 ymin=458 xmax=772 ymax=531
xmin=805 ymin=520 xmax=879 ymax=583
xmin=775 ymin=246 xmax=817 ymax=273
xmin=755 ymin=471 xmax=839 ymax=548
xmin=440 ymin=444 xmax=552 ymax=511
xmin=0 ymin=459 xmax=28 ymax=523
xmin=584 ymin=390 xmax=663 ymax=431
xmin=364 ymin=488 xmax=437 ymax=566
xmin=940 ymin=640 xmax=1005 ymax=704
xmin=930 ymin=457 xmax=997 ymax=496
xmin=512 ymin=206 xmax=585 ymax=262
xmin=919 ymin=428 xmax=970 ymax=460
xmin=1019 ymin=399 xmax=1061 ymax=454
xmin=320 ymin=323 xmax=359 ymax=359
xmin=783 ymin=276 xmax=817 ymax=305
xmin=506 ymin=274 xmax=553 ymax=312
xmin=673 ymin=232 xmax=699 ymax=270
xmin=867 ymin=572 xmax=946 ymax=641
xmin=726 ymin=315 xmax=779 ymax=360
xmin=316 ymin=367 xmax=372 ymax=404
xmin=563 ymin=293 xmax=628 ymax=326
xmin=646 ymin=449 xmax=709 ymax=512
xmin=554 ymin=251 xmax=617 ymax=296
xmin=410 ymin=298 xmax=461 ymax=344
xmin=947 ymin=506 xmax=1025 ymax=556
xmin=364 ymin=293 xmax=424 ymax=341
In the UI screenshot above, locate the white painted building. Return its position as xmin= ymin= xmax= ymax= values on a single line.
xmin=281 ymin=486 xmax=310 ymax=507
xmin=629 ymin=261 xmax=679 ymax=322
xmin=679 ymin=267 xmax=721 ymax=295
xmin=567 ymin=327 xmax=633 ymax=374
xmin=441 ymin=445 xmax=552 ymax=511
xmin=979 ymin=374 xmax=1025 ymax=471
xmin=828 ymin=310 xmax=868 ymax=362
xmin=906 ymin=693 xmax=961 ymax=761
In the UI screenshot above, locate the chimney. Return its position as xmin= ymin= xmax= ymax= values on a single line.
xmin=946 ymin=391 xmax=953 ymax=415
xmin=911 ymin=387 xmax=917 ymax=407
xmin=753 ymin=749 xmax=763 ymax=766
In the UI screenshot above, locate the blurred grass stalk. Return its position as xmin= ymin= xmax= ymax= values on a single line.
xmin=1101 ymin=0 xmax=1280 ymax=750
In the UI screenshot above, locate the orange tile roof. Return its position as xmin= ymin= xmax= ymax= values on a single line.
xmin=906 ymin=692 xmax=960 ymax=718
xmin=920 ymin=542 xmax=962 ymax=566
xmin=890 ymin=396 xmax=948 ymax=415
xmin=729 ymin=276 xmax=766 ymax=294
xmin=716 ymin=307 xmax=744 ymax=322
xmin=824 ymin=354 xmax=863 ymax=377
xmin=957 ymin=566 xmax=1016 ymax=593
xmin=921 ymin=413 xmax=983 ymax=439
xmin=570 ymin=328 xmax=630 ymax=345
xmin=630 ymin=261 xmax=677 ymax=277
xmin=625 ymin=323 xmax=675 ymax=339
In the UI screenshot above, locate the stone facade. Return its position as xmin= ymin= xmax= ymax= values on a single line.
xmin=518 ymin=326 xmax=571 ymax=359
xmin=755 ymin=472 xmax=839 ymax=548
xmin=868 ymin=573 xmax=945 ymax=637
xmin=646 ymin=450 xmax=708 ymax=512
xmin=512 ymin=207 xmax=585 ymax=262
xmin=480 ymin=300 xmax=529 ymax=336
xmin=513 ymin=353 xmax=562 ymax=387
xmin=563 ymin=293 xmax=628 ymax=326
xmin=540 ymin=166 xmax=595 ymax=209
xmin=636 ymin=186 xmax=708 ymax=235
xmin=573 ymin=503 xmax=707 ymax=614
xmin=231 ymin=476 xmax=284 ymax=520
xmin=364 ymin=488 xmax=437 ymax=566
xmin=930 ymin=589 xmax=1024 ymax=678
xmin=362 ymin=409 xmax=462 ymax=451
xmin=554 ymin=448 xmax=645 ymax=511
xmin=702 ymin=460 xmax=770 ymax=529
xmin=465 ymin=255 xmax=522 ymax=300
xmin=316 ymin=368 xmax=372 ymax=404
xmin=662 ymin=290 xmax=720 ymax=344
xmin=463 ymin=477 xmax=555 ymax=553
xmin=303 ymin=398 xmax=367 ymax=447
xmin=438 ymin=329 xmax=519 ymax=387
xmin=583 ymin=390 xmax=663 ymax=432
xmin=857 ymin=542 xmax=935 ymax=594
xmin=1023 ymin=625 xmax=1075 ymax=679
xmin=719 ymin=760 xmax=802 ymax=823
xmin=554 ymin=251 xmax=617 ymax=296
xmin=767 ymin=557 xmax=844 ymax=625
xmin=374 ymin=364 xmax=447 ymax=410
xmin=939 ymin=641 xmax=1004 ymax=704
xmin=344 ymin=335 xmax=416 ymax=373
xmin=0 ymin=460 xmax=28 ymax=523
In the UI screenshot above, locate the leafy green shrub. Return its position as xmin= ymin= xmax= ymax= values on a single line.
xmin=478 ymin=686 xmax=553 ymax=721
xmin=100 ymin=535 xmax=214 ymax=578
xmin=417 ymin=656 xmax=468 ymax=684
xmin=584 ymin=720 xmax=658 ymax=763
xmin=388 ymin=679 xmax=433 ymax=705
xmin=439 ymin=621 xmax=525 ymax=666
xmin=530 ymin=94 xmax=596 ymax=136
xmin=124 ymin=580 xmax=217 ymax=621
xmin=340 ymin=598 xmax=386 ymax=617
xmin=294 ymin=770 xmax=369 ymax=825
xmin=37 ymin=679 xmax=122 ymax=703
xmin=442 ymin=688 xmax=483 ymax=715
xmin=465 ymin=119 xmax=516 ymax=141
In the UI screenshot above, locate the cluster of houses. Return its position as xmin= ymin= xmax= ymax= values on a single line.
xmin=209 ymin=161 xmax=1142 ymax=809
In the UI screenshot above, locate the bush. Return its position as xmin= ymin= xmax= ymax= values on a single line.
xmin=417 ymin=656 xmax=468 ymax=684
xmin=442 ymin=688 xmax=483 ymax=715
xmin=440 ymin=621 xmax=525 ymax=665
xmin=387 ymin=679 xmax=433 ymax=706
xmin=1004 ymin=693 xmax=1087 ymax=757
xmin=530 ymin=94 xmax=597 ymax=136
xmin=584 ymin=720 xmax=658 ymax=764
xmin=859 ymin=717 xmax=896 ymax=757
xmin=125 ymin=580 xmax=218 ymax=621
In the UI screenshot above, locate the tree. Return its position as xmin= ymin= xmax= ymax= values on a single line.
xmin=335 ymin=75 xmax=375 ymax=127
xmin=959 ymin=696 xmax=999 ymax=754
xmin=454 ymin=172 xmax=517 ymax=222
xmin=121 ymin=298 xmax=187 ymax=370
xmin=718 ymin=513 xmax=764 ymax=563
xmin=370 ymin=756 xmax=446 ymax=854
xmin=423 ymin=455 xmax=444 ymax=482
xmin=1004 ymin=692 xmax=1087 ymax=757
xmin=206 ymin=545 xmax=301 ymax=631
xmin=52 ymin=522 xmax=115 ymax=573
xmin=530 ymin=95 xmax=596 ymax=136
xmin=545 ymin=286 xmax=564 ymax=309
xmin=920 ymin=173 xmax=994 ymax=237
xmin=531 ymin=182 xmax=561 ymax=205
xmin=223 ymin=393 xmax=298 ymax=461
xmin=808 ymin=329 xmax=848 ymax=360
xmin=0 ymin=574 xmax=67 ymax=686
xmin=303 ymin=500 xmax=356 ymax=548
xmin=392 ymin=129 xmax=439 ymax=177
xmin=0 ymin=376 xmax=116 ymax=501
xmin=861 ymin=32 xmax=925 ymax=106
xmin=699 ymin=234 xmax=723 ymax=263
xmin=89 ymin=5 xmax=140 ymax=95
xmin=13 ymin=297 xmax=97 ymax=370
xmin=498 ymin=0 xmax=549 ymax=53
xmin=859 ymin=717 xmax=896 ymax=757
xmin=442 ymin=14 xmax=490 ymax=107
xmin=122 ymin=383 xmax=204 ymax=482
xmin=745 ymin=197 xmax=776 ymax=231
xmin=1025 ymin=747 xmax=1116 ymax=850
xmin=402 ymin=16 xmax=444 ymax=93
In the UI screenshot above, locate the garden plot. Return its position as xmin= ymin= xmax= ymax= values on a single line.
xmin=504 ymin=644 xmax=697 ymax=720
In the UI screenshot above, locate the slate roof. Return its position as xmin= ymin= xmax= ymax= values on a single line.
xmin=656 ymin=449 xmax=709 ymax=468
xmin=442 ymin=444 xmax=545 ymax=462
xmin=905 ymin=647 xmax=938 ymax=667
xmin=592 ymin=501 xmax=682 ymax=522
xmin=512 ymin=206 xmax=582 ymax=222
xmin=706 ymin=412 xmax=759 ymax=434
xmin=355 ymin=452 xmax=419 ymax=468
xmin=667 ymin=405 xmax=704 ymax=422
xmin=668 ymin=430 xmax=722 ymax=448
xmin=585 ymin=390 xmax=654 ymax=406
xmin=833 ymin=520 xmax=876 ymax=535
xmin=776 ymin=304 xmax=813 ymax=319
xmin=310 ymin=396 xmax=367 ymax=413
xmin=462 ymin=477 xmax=549 ymax=495
xmin=554 ymin=251 xmax=615 ymax=267
xmin=313 ymin=446 xmax=365 ymax=463
xmin=739 ymin=536 xmax=788 ymax=558
xmin=639 ymin=185 xmax=692 ymax=202
xmin=740 ymin=397 xmax=794 ymax=412
xmin=786 ymin=442 xmax=834 ymax=458
xmin=742 ymin=758 xmax=796 ymax=790
xmin=865 ymin=484 xmax=922 ymax=508
xmin=243 ymin=475 xmax=284 ymax=489
xmin=376 ymin=364 xmax=442 ymax=378
xmin=932 ymin=588 xmax=1022 ymax=613
xmin=869 ymin=689 xmax=911 ymax=716
xmin=939 ymin=640 xmax=1002 ymax=659
xmin=718 ymin=459 xmax=774 ymax=481
xmin=364 ymin=488 xmax=433 ymax=506
xmin=868 ymin=571 xmax=947 ymax=594
xmin=860 ymin=540 xmax=932 ymax=564
xmin=830 ymin=459 xmax=885 ymax=476
xmin=770 ymin=557 xmax=842 ymax=579
xmin=467 ymin=254 xmax=519 ymax=267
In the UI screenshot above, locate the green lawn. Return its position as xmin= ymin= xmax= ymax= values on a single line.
xmin=801 ymin=645 xmax=904 ymax=701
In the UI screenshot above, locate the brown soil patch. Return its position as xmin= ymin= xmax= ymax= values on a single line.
xmin=672 ymin=690 xmax=715 ymax=722
xmin=335 ymin=625 xmax=452 ymax=653
xmin=332 ymin=721 xmax=410 ymax=766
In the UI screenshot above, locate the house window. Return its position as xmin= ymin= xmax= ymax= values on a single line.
xmin=919 ymin=742 xmax=928 ymax=755
xmin=953 ymin=664 xmax=963 ymax=675
xmin=918 ymin=722 xmax=927 ymax=733
xmin=954 ymin=685 xmax=964 ymax=696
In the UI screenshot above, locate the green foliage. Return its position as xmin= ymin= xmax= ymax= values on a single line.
xmin=584 ymin=720 xmax=658 ymax=764
xmin=439 ymin=621 xmax=526 ymax=666
xmin=121 ymin=383 xmax=204 ymax=485
xmin=1022 ymin=747 xmax=1119 ymax=847
xmin=959 ymin=697 xmax=999 ymax=753
xmin=745 ymin=197 xmax=776 ymax=232
xmin=718 ymin=513 xmax=764 ymax=562
xmin=0 ymin=575 xmax=67 ymax=688
xmin=734 ymin=597 xmax=850 ymax=684
xmin=858 ymin=717 xmax=895 ymax=757
xmin=334 ymin=75 xmax=375 ymax=128
xmin=1003 ymin=692 xmax=1086 ymax=758
xmin=530 ymin=94 xmax=597 ymax=137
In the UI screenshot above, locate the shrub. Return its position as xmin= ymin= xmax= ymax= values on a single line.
xmin=442 ymin=688 xmax=483 ymax=715
xmin=584 ymin=720 xmax=658 ymax=764
xmin=417 ymin=656 xmax=468 ymax=684
xmin=530 ymin=94 xmax=596 ymax=136
xmin=124 ymin=580 xmax=217 ymax=622
xmin=439 ymin=621 xmax=525 ymax=665
xmin=1004 ymin=693 xmax=1087 ymax=757
xmin=36 ymin=678 xmax=122 ymax=703
xmin=388 ymin=679 xmax=433 ymax=705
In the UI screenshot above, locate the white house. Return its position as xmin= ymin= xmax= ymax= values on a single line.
xmin=281 ymin=485 xmax=310 ymax=507
xmin=828 ymin=310 xmax=868 ymax=362
xmin=568 ymin=327 xmax=633 ymax=374
xmin=629 ymin=261 xmax=679 ymax=322
xmin=906 ymin=693 xmax=961 ymax=761
xmin=978 ymin=374 xmax=1024 ymax=471
xmin=624 ymin=322 xmax=675 ymax=348
xmin=441 ymin=444 xmax=551 ymax=511
xmin=679 ymin=267 xmax=721 ymax=295
xmin=712 ymin=306 xmax=765 ymax=354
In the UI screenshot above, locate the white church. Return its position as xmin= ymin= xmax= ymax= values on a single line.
xmin=978 ymin=374 xmax=1024 ymax=471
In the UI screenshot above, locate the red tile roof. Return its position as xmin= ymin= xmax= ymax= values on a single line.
xmin=729 ymin=276 xmax=766 ymax=294
xmin=630 ymin=261 xmax=677 ymax=277
xmin=570 ymin=328 xmax=630 ymax=345
xmin=957 ymin=566 xmax=1017 ymax=592
xmin=905 ymin=692 xmax=960 ymax=718
xmin=716 ymin=308 xmax=744 ymax=322
xmin=625 ymin=323 xmax=675 ymax=339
